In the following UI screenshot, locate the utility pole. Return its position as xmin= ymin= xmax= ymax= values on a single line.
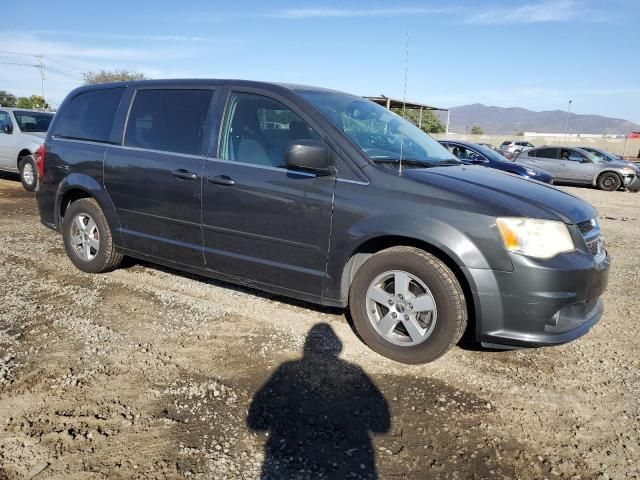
xmin=564 ymin=100 xmax=572 ymax=137
xmin=35 ymin=55 xmax=46 ymax=102
xmin=0 ymin=50 xmax=47 ymax=108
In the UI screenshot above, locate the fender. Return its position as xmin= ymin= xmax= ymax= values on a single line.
xmin=324 ymin=212 xmax=513 ymax=304
xmin=55 ymin=173 xmax=123 ymax=246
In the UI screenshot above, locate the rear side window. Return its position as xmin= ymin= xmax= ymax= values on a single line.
xmin=124 ymin=89 xmax=213 ymax=156
xmin=52 ymin=88 xmax=125 ymax=143
xmin=536 ymin=148 xmax=559 ymax=159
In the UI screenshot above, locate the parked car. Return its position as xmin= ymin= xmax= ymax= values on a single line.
xmin=579 ymin=146 xmax=640 ymax=175
xmin=37 ymin=80 xmax=610 ymax=364
xmin=0 ymin=108 xmax=54 ymax=191
xmin=515 ymin=146 xmax=640 ymax=192
xmin=440 ymin=140 xmax=553 ymax=183
xmin=500 ymin=140 xmax=535 ymax=155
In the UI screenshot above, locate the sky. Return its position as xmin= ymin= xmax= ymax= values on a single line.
xmin=2 ymin=0 xmax=640 ymax=124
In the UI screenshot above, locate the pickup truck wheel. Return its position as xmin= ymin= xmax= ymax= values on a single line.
xmin=349 ymin=246 xmax=467 ymax=364
xmin=597 ymin=172 xmax=621 ymax=192
xmin=62 ymin=198 xmax=123 ymax=273
xmin=19 ymin=155 xmax=38 ymax=192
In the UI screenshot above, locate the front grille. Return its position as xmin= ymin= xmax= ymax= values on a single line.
xmin=577 ymin=220 xmax=594 ymax=235
xmin=588 ymin=241 xmax=599 ymax=255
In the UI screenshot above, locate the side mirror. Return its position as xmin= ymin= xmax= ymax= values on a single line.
xmin=285 ymin=140 xmax=333 ymax=174
xmin=0 ymin=124 xmax=12 ymax=134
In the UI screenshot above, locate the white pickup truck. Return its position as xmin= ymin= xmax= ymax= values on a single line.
xmin=0 ymin=108 xmax=54 ymax=191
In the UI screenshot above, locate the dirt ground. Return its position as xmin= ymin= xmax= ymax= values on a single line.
xmin=0 ymin=173 xmax=638 ymax=480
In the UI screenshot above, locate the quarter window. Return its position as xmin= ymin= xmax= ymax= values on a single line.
xmin=125 ymin=89 xmax=213 ymax=156
xmin=52 ymin=88 xmax=125 ymax=143
xmin=219 ymin=92 xmax=321 ymax=167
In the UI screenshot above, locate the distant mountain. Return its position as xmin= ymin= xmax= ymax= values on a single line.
xmin=439 ymin=103 xmax=640 ymax=135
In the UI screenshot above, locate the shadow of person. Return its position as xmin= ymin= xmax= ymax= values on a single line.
xmin=248 ymin=323 xmax=390 ymax=479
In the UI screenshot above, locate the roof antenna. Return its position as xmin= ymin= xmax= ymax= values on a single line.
xmin=399 ymin=30 xmax=409 ymax=175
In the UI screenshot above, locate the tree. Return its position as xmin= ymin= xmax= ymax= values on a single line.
xmin=0 ymin=90 xmax=17 ymax=107
xmin=16 ymin=95 xmax=49 ymax=109
xmin=391 ymin=108 xmax=446 ymax=134
xmin=470 ymin=125 xmax=484 ymax=135
xmin=83 ymin=69 xmax=149 ymax=85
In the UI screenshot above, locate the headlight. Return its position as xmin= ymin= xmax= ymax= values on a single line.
xmin=525 ymin=168 xmax=537 ymax=176
xmin=496 ymin=217 xmax=575 ymax=259
xmin=620 ymin=167 xmax=635 ymax=175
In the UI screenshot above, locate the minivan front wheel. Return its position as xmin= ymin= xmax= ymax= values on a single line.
xmin=62 ymin=198 xmax=123 ymax=273
xmin=349 ymin=246 xmax=467 ymax=364
xmin=19 ymin=155 xmax=38 ymax=192
xmin=597 ymin=172 xmax=621 ymax=192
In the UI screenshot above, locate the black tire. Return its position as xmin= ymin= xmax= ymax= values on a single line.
xmin=19 ymin=155 xmax=38 ymax=192
xmin=597 ymin=172 xmax=622 ymax=192
xmin=348 ymin=246 xmax=467 ymax=364
xmin=62 ymin=198 xmax=123 ymax=273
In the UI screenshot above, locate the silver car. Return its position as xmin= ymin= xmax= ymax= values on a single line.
xmin=515 ymin=146 xmax=639 ymax=192
xmin=0 ymin=108 xmax=53 ymax=191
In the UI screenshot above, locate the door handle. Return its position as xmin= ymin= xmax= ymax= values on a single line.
xmin=172 ymin=169 xmax=198 ymax=180
xmin=207 ymin=175 xmax=236 ymax=186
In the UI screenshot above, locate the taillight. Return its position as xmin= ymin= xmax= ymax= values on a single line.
xmin=35 ymin=144 xmax=46 ymax=177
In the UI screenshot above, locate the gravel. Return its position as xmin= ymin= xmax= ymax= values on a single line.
xmin=0 ymin=174 xmax=638 ymax=479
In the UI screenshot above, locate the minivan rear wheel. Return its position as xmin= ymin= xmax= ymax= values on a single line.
xmin=597 ymin=172 xmax=621 ymax=192
xmin=349 ymin=246 xmax=467 ymax=364
xmin=62 ymin=198 xmax=123 ymax=273
xmin=19 ymin=155 xmax=38 ymax=192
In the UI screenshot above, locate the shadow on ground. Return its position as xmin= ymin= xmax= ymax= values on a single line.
xmin=247 ymin=323 xmax=389 ymax=479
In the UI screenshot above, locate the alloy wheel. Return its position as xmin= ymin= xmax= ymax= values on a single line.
xmin=69 ymin=213 xmax=100 ymax=262
xmin=365 ymin=270 xmax=437 ymax=346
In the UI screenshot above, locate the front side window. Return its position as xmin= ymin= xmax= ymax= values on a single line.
xmin=13 ymin=111 xmax=54 ymax=133
xmin=125 ymin=89 xmax=213 ymax=156
xmin=298 ymin=90 xmax=456 ymax=167
xmin=52 ymin=88 xmax=125 ymax=143
xmin=219 ymin=92 xmax=321 ymax=167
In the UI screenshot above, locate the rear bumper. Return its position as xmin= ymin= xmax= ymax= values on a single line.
xmin=466 ymin=248 xmax=610 ymax=348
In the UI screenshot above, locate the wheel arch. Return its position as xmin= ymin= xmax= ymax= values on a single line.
xmin=55 ymin=173 xmax=122 ymax=245
xmin=592 ymin=169 xmax=622 ymax=187
xmin=338 ymin=235 xmax=479 ymax=337
xmin=17 ymin=148 xmax=33 ymax=168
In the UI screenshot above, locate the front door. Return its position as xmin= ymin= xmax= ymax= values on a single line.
xmin=202 ymin=90 xmax=335 ymax=299
xmin=104 ymin=88 xmax=216 ymax=267
xmin=0 ymin=111 xmax=16 ymax=170
xmin=561 ymin=148 xmax=597 ymax=182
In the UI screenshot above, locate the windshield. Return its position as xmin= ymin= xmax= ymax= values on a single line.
xmin=298 ymin=90 xmax=457 ymax=166
xmin=13 ymin=111 xmax=54 ymax=133
xmin=585 ymin=148 xmax=619 ymax=162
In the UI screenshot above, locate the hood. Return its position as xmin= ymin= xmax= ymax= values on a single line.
xmin=21 ymin=131 xmax=47 ymax=140
xmin=496 ymin=160 xmax=548 ymax=175
xmin=404 ymin=165 xmax=596 ymax=224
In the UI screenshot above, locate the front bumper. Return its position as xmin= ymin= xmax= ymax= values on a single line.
xmin=625 ymin=175 xmax=640 ymax=192
xmin=466 ymin=247 xmax=610 ymax=348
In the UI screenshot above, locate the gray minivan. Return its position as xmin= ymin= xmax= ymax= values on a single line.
xmin=515 ymin=146 xmax=639 ymax=191
xmin=36 ymin=80 xmax=610 ymax=363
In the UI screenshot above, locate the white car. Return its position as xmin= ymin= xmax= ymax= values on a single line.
xmin=500 ymin=140 xmax=535 ymax=155
xmin=0 ymin=108 xmax=54 ymax=191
